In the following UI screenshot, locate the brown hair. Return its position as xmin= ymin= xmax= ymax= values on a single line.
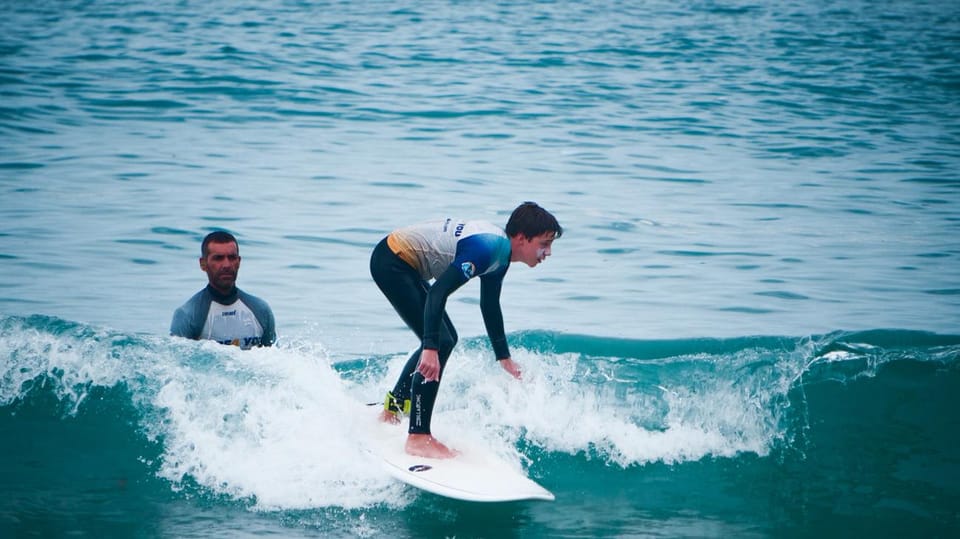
xmin=505 ymin=202 xmax=563 ymax=240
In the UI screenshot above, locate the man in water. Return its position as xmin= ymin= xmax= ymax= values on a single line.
xmin=370 ymin=202 xmax=562 ymax=459
xmin=171 ymin=230 xmax=276 ymax=349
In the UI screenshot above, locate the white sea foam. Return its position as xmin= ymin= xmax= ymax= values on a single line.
xmin=151 ymin=342 xmax=405 ymax=510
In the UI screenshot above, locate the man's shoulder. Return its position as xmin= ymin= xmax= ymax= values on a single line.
xmin=176 ymin=287 xmax=213 ymax=311
xmin=236 ymin=288 xmax=273 ymax=312
xmin=171 ymin=288 xmax=213 ymax=337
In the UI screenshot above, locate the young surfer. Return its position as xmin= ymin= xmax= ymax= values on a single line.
xmin=370 ymin=202 xmax=562 ymax=458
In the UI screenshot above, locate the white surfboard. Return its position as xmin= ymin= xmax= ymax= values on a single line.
xmin=372 ymin=424 xmax=554 ymax=502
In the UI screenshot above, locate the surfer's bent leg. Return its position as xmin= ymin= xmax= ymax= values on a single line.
xmin=408 ymin=317 xmax=456 ymax=434
xmin=370 ymin=238 xmax=458 ymax=412
xmin=391 ymin=348 xmax=421 ymax=404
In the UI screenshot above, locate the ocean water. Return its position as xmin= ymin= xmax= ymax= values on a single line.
xmin=2 ymin=0 xmax=959 ymax=537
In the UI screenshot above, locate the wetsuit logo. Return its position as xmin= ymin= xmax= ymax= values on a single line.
xmin=460 ymin=262 xmax=476 ymax=278
xmin=219 ymin=336 xmax=262 ymax=348
xmin=414 ymin=394 xmax=422 ymax=427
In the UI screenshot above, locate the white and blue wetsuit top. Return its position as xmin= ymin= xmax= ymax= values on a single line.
xmin=387 ymin=218 xmax=512 ymax=281
xmin=387 ymin=218 xmax=513 ymax=358
xmin=170 ymin=285 xmax=276 ymax=349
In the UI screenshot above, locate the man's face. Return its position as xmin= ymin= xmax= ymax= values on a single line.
xmin=514 ymin=232 xmax=556 ymax=268
xmin=200 ymin=241 xmax=241 ymax=293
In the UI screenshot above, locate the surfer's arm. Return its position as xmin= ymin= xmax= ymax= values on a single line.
xmin=479 ymin=271 xmax=510 ymax=360
xmin=422 ymin=266 xmax=469 ymax=352
xmin=170 ymin=308 xmax=194 ymax=338
xmin=170 ymin=289 xmax=210 ymax=340
xmin=238 ymin=291 xmax=276 ymax=347
xmin=498 ymin=358 xmax=522 ymax=379
xmin=479 ymin=272 xmax=522 ymax=379
xmin=417 ymin=267 xmax=469 ymax=382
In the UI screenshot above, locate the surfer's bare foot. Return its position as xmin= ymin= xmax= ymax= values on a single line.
xmin=405 ymin=434 xmax=459 ymax=459
xmin=379 ymin=409 xmax=401 ymax=425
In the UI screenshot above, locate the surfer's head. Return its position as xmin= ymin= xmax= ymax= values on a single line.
xmin=200 ymin=230 xmax=241 ymax=293
xmin=507 ymin=202 xmax=562 ymax=267
xmin=201 ymin=230 xmax=239 ymax=258
xmin=505 ymin=201 xmax=563 ymax=241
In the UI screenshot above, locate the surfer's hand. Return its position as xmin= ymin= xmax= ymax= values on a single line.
xmin=499 ymin=358 xmax=522 ymax=380
xmin=417 ymin=348 xmax=441 ymax=382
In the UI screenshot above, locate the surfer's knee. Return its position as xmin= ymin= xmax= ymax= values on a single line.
xmin=439 ymin=333 xmax=458 ymax=358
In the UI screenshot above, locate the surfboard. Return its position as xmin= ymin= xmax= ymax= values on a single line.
xmin=372 ymin=424 xmax=555 ymax=502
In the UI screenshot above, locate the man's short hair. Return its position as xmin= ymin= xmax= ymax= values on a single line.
xmin=201 ymin=230 xmax=239 ymax=258
xmin=505 ymin=202 xmax=563 ymax=240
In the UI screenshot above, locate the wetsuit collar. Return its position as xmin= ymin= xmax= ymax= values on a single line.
xmin=206 ymin=284 xmax=240 ymax=305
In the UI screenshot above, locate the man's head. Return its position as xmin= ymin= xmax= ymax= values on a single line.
xmin=199 ymin=231 xmax=241 ymax=293
xmin=506 ymin=202 xmax=562 ymax=267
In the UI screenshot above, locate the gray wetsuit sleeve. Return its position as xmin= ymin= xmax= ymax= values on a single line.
xmin=238 ymin=290 xmax=276 ymax=346
xmin=170 ymin=289 xmax=211 ymax=339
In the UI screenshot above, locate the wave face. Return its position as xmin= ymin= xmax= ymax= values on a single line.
xmin=3 ymin=314 xmax=958 ymax=537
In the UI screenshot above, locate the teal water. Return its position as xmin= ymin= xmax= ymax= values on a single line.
xmin=2 ymin=0 xmax=960 ymax=536
xmin=2 ymin=317 xmax=959 ymax=537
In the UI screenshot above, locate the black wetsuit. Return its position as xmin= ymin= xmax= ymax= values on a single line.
xmin=370 ymin=219 xmax=512 ymax=434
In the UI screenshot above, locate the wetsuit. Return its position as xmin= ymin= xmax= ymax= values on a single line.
xmin=370 ymin=218 xmax=512 ymax=435
xmin=170 ymin=285 xmax=276 ymax=349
